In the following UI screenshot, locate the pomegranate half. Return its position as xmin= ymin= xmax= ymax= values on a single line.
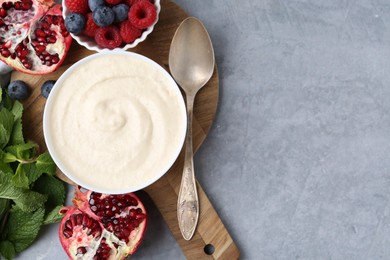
xmin=0 ymin=0 xmax=72 ymax=74
xmin=59 ymin=187 xmax=147 ymax=260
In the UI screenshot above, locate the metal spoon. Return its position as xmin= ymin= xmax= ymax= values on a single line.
xmin=169 ymin=17 xmax=215 ymax=240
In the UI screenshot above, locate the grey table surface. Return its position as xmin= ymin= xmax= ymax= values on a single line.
xmin=8 ymin=0 xmax=390 ymax=259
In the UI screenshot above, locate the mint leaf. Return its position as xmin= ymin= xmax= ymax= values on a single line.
xmin=0 ymin=198 xmax=10 ymax=219
xmin=2 ymin=152 xmax=17 ymax=163
xmin=35 ymin=152 xmax=56 ymax=176
xmin=0 ymin=152 xmax=13 ymax=174
xmin=0 ymin=109 xmax=14 ymax=149
xmin=23 ymin=163 xmax=42 ymax=185
xmin=5 ymin=142 xmax=37 ymax=161
xmin=9 ymin=118 xmax=24 ymax=145
xmin=33 ymin=175 xmax=65 ymax=211
xmin=10 ymin=101 xmax=23 ymax=122
xmin=12 ymin=164 xmax=29 ymax=189
xmin=0 ymin=240 xmax=15 ymax=260
xmin=4 ymin=206 xmax=45 ymax=253
xmin=43 ymin=205 xmax=63 ymax=225
xmin=0 ymin=172 xmax=47 ymax=212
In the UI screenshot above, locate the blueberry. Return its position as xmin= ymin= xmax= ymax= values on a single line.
xmin=88 ymin=0 xmax=105 ymax=12
xmin=113 ymin=4 xmax=130 ymax=23
xmin=65 ymin=13 xmax=86 ymax=34
xmin=7 ymin=80 xmax=30 ymax=100
xmin=93 ymin=6 xmax=115 ymax=27
xmin=41 ymin=80 xmax=56 ymax=99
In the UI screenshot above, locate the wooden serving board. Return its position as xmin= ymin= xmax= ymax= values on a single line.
xmin=11 ymin=1 xmax=239 ymax=259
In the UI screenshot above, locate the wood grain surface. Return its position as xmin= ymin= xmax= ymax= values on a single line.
xmin=11 ymin=1 xmax=239 ymax=259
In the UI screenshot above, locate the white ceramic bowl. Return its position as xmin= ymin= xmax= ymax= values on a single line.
xmin=43 ymin=51 xmax=186 ymax=194
xmin=62 ymin=0 xmax=161 ymax=52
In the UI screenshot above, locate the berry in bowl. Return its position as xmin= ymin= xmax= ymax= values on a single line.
xmin=43 ymin=51 xmax=187 ymax=194
xmin=63 ymin=0 xmax=160 ymax=51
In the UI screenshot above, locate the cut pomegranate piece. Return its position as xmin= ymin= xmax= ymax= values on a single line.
xmin=59 ymin=187 xmax=147 ymax=259
xmin=0 ymin=0 xmax=72 ymax=75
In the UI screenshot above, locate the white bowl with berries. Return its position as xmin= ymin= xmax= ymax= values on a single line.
xmin=63 ymin=0 xmax=160 ymax=51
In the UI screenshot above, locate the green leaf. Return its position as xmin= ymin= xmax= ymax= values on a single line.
xmin=23 ymin=163 xmax=42 ymax=185
xmin=10 ymin=101 xmax=23 ymax=122
xmin=12 ymin=164 xmax=29 ymax=189
xmin=0 ymin=152 xmax=13 ymax=174
xmin=9 ymin=118 xmax=24 ymax=145
xmin=35 ymin=152 xmax=56 ymax=176
xmin=2 ymin=152 xmax=17 ymax=163
xmin=0 ymin=240 xmax=15 ymax=260
xmin=0 ymin=198 xmax=10 ymax=219
xmin=4 ymin=206 xmax=45 ymax=253
xmin=0 ymin=172 xmax=47 ymax=212
xmin=5 ymin=142 xmax=37 ymax=161
xmin=33 ymin=175 xmax=65 ymax=211
xmin=43 ymin=205 xmax=64 ymax=225
xmin=0 ymin=109 xmax=14 ymax=149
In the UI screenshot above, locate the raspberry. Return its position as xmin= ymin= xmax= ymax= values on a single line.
xmin=123 ymin=0 xmax=140 ymax=6
xmin=65 ymin=0 xmax=89 ymax=14
xmin=123 ymin=0 xmax=153 ymax=6
xmin=83 ymin=13 xmax=99 ymax=37
xmin=95 ymin=26 xmax=123 ymax=49
xmin=119 ymin=20 xmax=142 ymax=43
xmin=105 ymin=0 xmax=122 ymax=5
xmin=128 ymin=0 xmax=157 ymax=29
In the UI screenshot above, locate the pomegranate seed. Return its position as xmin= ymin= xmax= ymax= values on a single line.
xmin=62 ymin=31 xmax=69 ymax=37
xmin=136 ymin=213 xmax=145 ymax=220
xmin=77 ymin=247 xmax=87 ymax=255
xmin=45 ymin=61 xmax=52 ymax=66
xmin=10 ymin=53 xmax=15 ymax=59
xmin=23 ymin=38 xmax=29 ymax=44
xmin=89 ymin=198 xmax=95 ymax=205
xmin=42 ymin=21 xmax=50 ymax=29
xmin=47 ymin=36 xmax=56 ymax=43
xmin=71 ymin=214 xmax=78 ymax=227
xmin=82 ymin=214 xmax=89 ymax=228
xmin=17 ymin=49 xmax=28 ymax=58
xmin=122 ymin=229 xmax=130 ymax=237
xmin=21 ymin=2 xmax=31 ymax=10
xmin=0 ymin=8 xmax=6 ymax=18
xmin=1 ymin=49 xmax=10 ymax=57
xmin=31 ymin=41 xmax=39 ymax=47
xmin=65 ymin=220 xmax=72 ymax=230
xmin=45 ymin=15 xmax=52 ymax=24
xmin=35 ymin=28 xmax=46 ymax=37
xmin=91 ymin=205 xmax=97 ymax=212
xmin=129 ymin=209 xmax=135 ymax=218
xmin=14 ymin=2 xmax=21 ymax=10
xmin=52 ymin=16 xmax=58 ymax=25
xmin=42 ymin=50 xmax=49 ymax=55
xmin=35 ymin=45 xmax=45 ymax=53
xmin=0 ymin=19 xmax=4 ymax=26
xmin=37 ymin=37 xmax=46 ymax=43
xmin=63 ymin=229 xmax=73 ymax=238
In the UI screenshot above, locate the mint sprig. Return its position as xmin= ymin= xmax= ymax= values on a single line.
xmin=0 ymin=89 xmax=66 ymax=260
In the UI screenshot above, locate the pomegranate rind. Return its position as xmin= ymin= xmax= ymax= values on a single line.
xmin=0 ymin=0 xmax=72 ymax=75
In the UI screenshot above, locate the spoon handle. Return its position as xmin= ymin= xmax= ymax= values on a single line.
xmin=177 ymin=94 xmax=199 ymax=240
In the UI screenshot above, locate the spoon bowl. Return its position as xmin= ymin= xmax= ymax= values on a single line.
xmin=169 ymin=17 xmax=215 ymax=240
